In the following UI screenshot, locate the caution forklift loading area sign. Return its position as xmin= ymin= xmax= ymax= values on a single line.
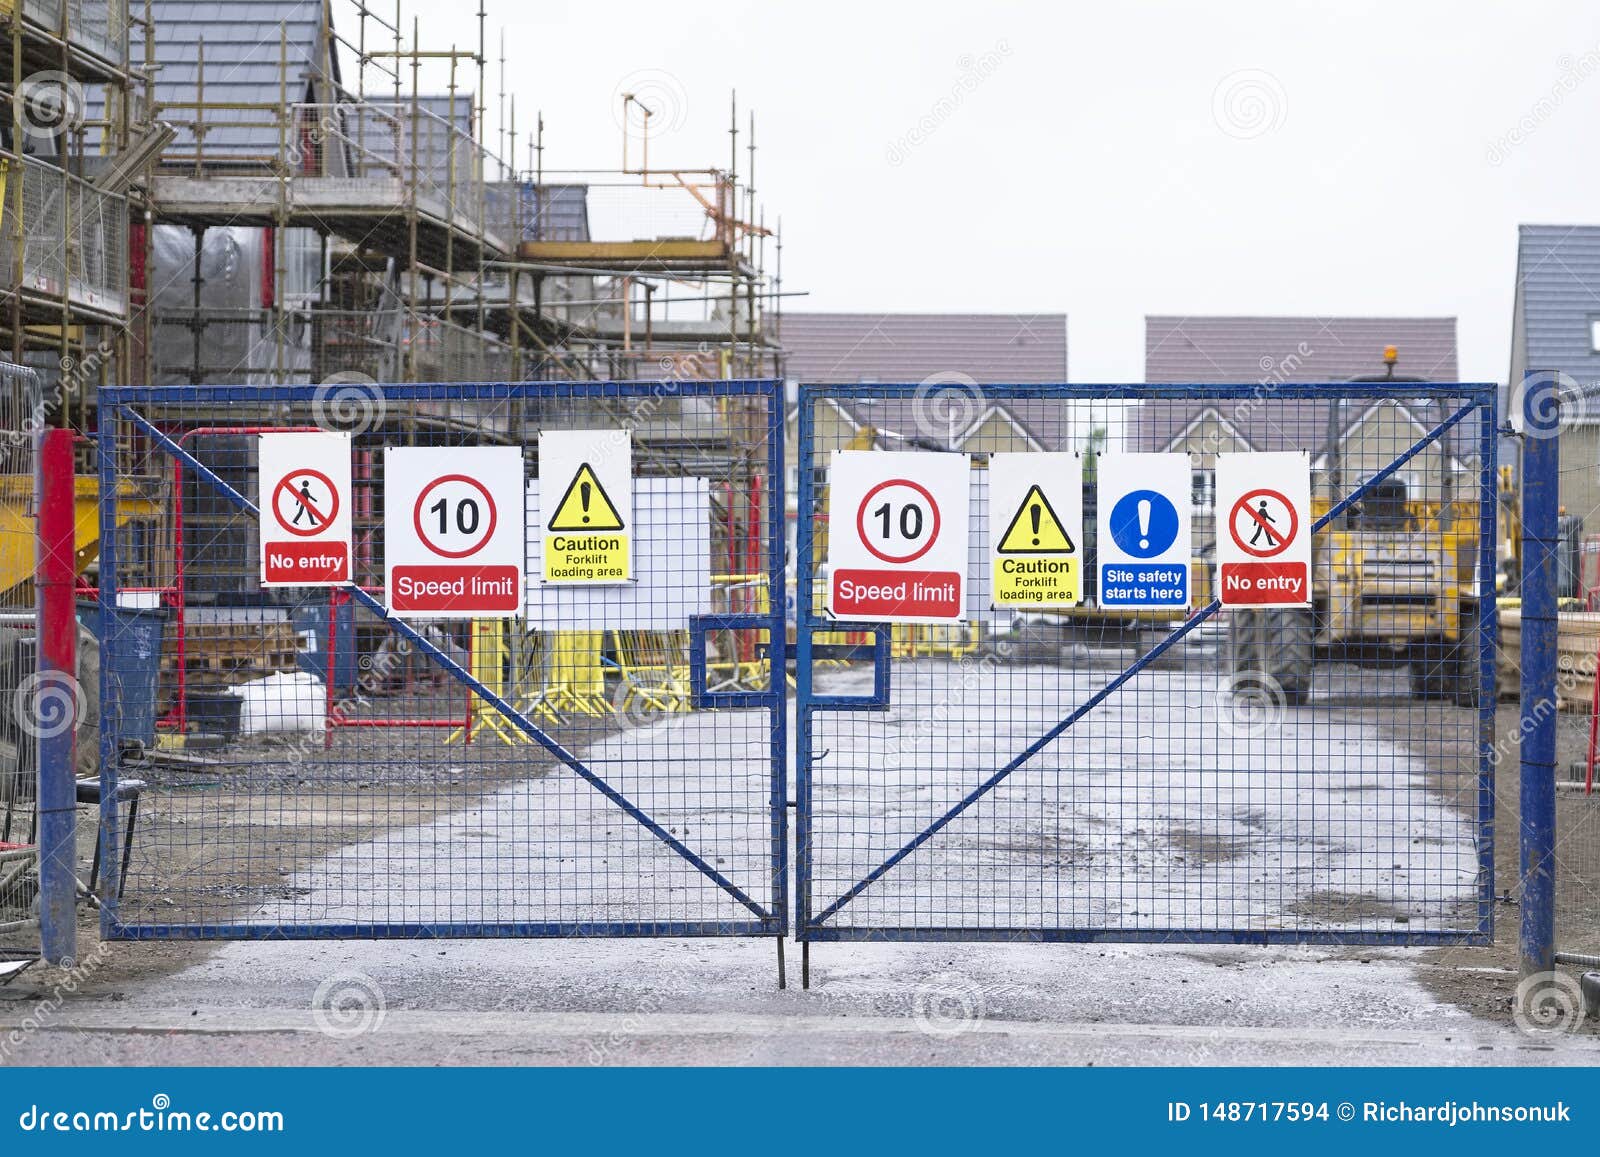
xmin=988 ymin=452 xmax=1083 ymax=607
xmin=538 ymin=430 xmax=633 ymax=585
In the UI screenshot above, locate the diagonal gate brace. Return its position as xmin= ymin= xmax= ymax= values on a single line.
xmin=118 ymin=407 xmax=772 ymax=923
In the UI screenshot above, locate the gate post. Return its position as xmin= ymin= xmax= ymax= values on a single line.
xmin=35 ymin=427 xmax=79 ymax=966
xmin=1518 ymin=377 xmax=1559 ymax=978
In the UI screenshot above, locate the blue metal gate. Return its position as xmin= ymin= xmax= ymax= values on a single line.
xmin=796 ymin=382 xmax=1498 ymax=950
xmin=94 ymin=380 xmax=787 ymax=947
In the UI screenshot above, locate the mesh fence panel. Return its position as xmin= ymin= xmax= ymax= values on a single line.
xmin=97 ymin=379 xmax=784 ymax=938
xmin=0 ymin=364 xmax=43 ymax=950
xmin=797 ymin=383 xmax=1497 ymax=944
xmin=1549 ymin=409 xmax=1600 ymax=960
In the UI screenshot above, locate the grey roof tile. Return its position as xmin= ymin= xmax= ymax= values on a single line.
xmin=781 ymin=311 xmax=1067 ymax=385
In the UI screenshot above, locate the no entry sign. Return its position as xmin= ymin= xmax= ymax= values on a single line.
xmin=538 ymin=429 xmax=633 ymax=585
xmin=1095 ymin=452 xmax=1192 ymax=609
xmin=258 ymin=432 xmax=352 ymax=587
xmin=384 ymin=446 xmax=525 ymax=618
xmin=826 ymin=450 xmax=970 ymax=624
xmin=988 ymin=452 xmax=1083 ymax=608
xmin=1216 ymin=451 xmax=1312 ymax=607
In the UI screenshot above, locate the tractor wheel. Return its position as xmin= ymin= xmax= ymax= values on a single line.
xmin=1448 ymin=625 xmax=1490 ymax=709
xmin=1229 ymin=607 xmax=1313 ymax=706
xmin=1408 ymin=637 xmax=1452 ymax=700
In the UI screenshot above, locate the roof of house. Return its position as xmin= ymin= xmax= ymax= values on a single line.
xmin=137 ymin=0 xmax=342 ymax=160
xmin=1145 ymin=315 xmax=1458 ymax=382
xmin=818 ymin=396 xmax=1082 ymax=453
xmin=1136 ymin=315 xmax=1468 ymax=458
xmin=781 ymin=312 xmax=1067 ymax=385
xmin=1512 ymin=226 xmax=1600 ymax=413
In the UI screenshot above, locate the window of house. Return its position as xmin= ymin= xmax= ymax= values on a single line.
xmin=1590 ymin=317 xmax=1600 ymax=352
xmin=1191 ymin=468 xmax=1215 ymax=509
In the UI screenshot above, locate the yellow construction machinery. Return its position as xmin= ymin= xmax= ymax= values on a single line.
xmin=1232 ymin=347 xmax=1487 ymax=706
xmin=0 ymin=473 xmax=163 ymax=597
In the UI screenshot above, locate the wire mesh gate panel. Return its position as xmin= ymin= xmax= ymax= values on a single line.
xmin=95 ymin=380 xmax=786 ymax=940
xmin=796 ymin=382 xmax=1498 ymax=945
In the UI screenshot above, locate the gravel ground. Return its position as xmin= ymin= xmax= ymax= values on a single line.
xmin=3 ymin=648 xmax=1598 ymax=1065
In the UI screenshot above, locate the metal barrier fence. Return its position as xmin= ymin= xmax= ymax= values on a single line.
xmin=795 ymin=382 xmax=1500 ymax=961
xmin=94 ymin=380 xmax=787 ymax=954
xmin=0 ymin=363 xmax=43 ymax=956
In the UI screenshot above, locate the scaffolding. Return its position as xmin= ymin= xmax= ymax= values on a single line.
xmin=133 ymin=0 xmax=783 ymax=414
xmin=0 ymin=0 xmax=144 ymax=430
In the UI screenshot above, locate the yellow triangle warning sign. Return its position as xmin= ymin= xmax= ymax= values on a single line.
xmin=547 ymin=463 xmax=626 ymax=532
xmin=997 ymin=485 xmax=1075 ymax=554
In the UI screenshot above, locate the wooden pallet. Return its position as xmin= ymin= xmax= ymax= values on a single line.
xmin=1499 ymin=608 xmax=1600 ymax=710
xmin=159 ymin=620 xmax=305 ymax=687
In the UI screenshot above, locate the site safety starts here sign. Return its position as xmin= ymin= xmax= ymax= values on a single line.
xmin=1215 ymin=450 xmax=1312 ymax=607
xmin=258 ymin=431 xmax=353 ymax=587
xmin=538 ymin=429 xmax=632 ymax=585
xmin=989 ymin=452 xmax=1082 ymax=608
xmin=1095 ymin=452 xmax=1192 ymax=610
xmin=384 ymin=446 xmax=525 ymax=618
xmin=826 ymin=450 xmax=970 ymax=624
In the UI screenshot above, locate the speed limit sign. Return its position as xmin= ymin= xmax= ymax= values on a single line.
xmin=826 ymin=450 xmax=970 ymax=623
xmin=384 ymin=446 xmax=525 ymax=618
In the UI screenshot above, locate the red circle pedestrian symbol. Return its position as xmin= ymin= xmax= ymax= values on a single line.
xmin=413 ymin=474 xmax=499 ymax=559
xmin=1229 ymin=488 xmax=1298 ymax=558
xmin=272 ymin=469 xmax=339 ymax=538
xmin=856 ymin=478 xmax=941 ymax=564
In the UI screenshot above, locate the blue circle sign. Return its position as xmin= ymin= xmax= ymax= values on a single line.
xmin=1107 ymin=489 xmax=1180 ymax=559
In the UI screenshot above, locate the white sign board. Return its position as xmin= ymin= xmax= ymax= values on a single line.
xmin=527 ymin=477 xmax=711 ymax=629
xmin=1215 ymin=450 xmax=1312 ymax=607
xmin=538 ymin=429 xmax=633 ymax=584
xmin=384 ymin=446 xmax=525 ymax=618
xmin=988 ymin=452 xmax=1083 ymax=608
xmin=258 ymin=431 xmax=353 ymax=587
xmin=1096 ymin=452 xmax=1192 ymax=609
xmin=826 ymin=450 xmax=970 ymax=624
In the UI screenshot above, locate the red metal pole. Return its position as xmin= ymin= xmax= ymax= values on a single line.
xmin=168 ymin=448 xmax=186 ymax=732
xmin=324 ymin=587 xmax=340 ymax=750
xmin=36 ymin=428 xmax=78 ymax=963
xmin=1586 ymin=630 xmax=1599 ymax=796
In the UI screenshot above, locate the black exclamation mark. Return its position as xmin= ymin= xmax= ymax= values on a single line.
xmin=1030 ymin=502 xmax=1041 ymax=546
xmin=580 ymin=480 xmax=592 ymax=523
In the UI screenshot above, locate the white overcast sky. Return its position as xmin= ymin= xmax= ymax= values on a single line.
xmin=382 ymin=0 xmax=1600 ymax=383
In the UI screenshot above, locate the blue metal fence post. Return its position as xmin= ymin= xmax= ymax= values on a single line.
xmin=35 ymin=427 xmax=79 ymax=965
xmin=1518 ymin=376 xmax=1559 ymax=978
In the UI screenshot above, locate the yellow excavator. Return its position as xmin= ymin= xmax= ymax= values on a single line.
xmin=1231 ymin=347 xmax=1486 ymax=706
